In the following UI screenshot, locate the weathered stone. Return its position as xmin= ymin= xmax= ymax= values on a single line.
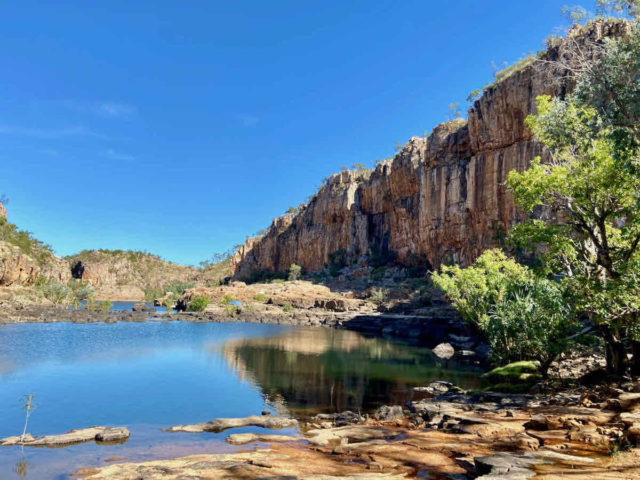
xmin=132 ymin=302 xmax=154 ymax=312
xmin=0 ymin=426 xmax=129 ymax=447
xmin=432 ymin=343 xmax=455 ymax=359
xmin=618 ymin=393 xmax=640 ymax=412
xmin=225 ymin=433 xmax=300 ymax=445
xmin=374 ymin=405 xmax=404 ymax=422
xmin=305 ymin=425 xmax=399 ymax=447
xmin=167 ymin=415 xmax=298 ymax=433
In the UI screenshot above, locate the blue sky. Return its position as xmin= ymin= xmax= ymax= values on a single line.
xmin=1 ymin=0 xmax=573 ymax=265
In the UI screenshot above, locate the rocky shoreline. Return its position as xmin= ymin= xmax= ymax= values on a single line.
xmin=73 ymin=382 xmax=640 ymax=479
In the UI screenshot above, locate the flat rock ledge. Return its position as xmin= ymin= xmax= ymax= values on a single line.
xmin=226 ymin=433 xmax=301 ymax=445
xmin=475 ymin=450 xmax=595 ymax=479
xmin=75 ymin=451 xmax=409 ymax=480
xmin=167 ymin=415 xmax=298 ymax=433
xmin=0 ymin=426 xmax=130 ymax=447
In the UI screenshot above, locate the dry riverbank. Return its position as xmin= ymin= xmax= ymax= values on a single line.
xmin=75 ymin=384 xmax=640 ymax=479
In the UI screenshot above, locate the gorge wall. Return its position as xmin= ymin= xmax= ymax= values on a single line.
xmin=232 ymin=20 xmax=626 ymax=279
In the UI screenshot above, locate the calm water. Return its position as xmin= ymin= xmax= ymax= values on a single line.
xmin=0 ymin=321 xmax=482 ymax=479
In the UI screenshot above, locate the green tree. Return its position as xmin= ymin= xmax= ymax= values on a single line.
xmin=447 ymin=103 xmax=462 ymax=121
xmin=507 ymin=93 xmax=640 ymax=374
xmin=288 ymin=263 xmax=302 ymax=281
xmin=188 ymin=295 xmax=210 ymax=313
xmin=432 ymin=250 xmax=576 ymax=375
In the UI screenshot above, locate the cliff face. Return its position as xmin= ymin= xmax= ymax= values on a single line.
xmin=233 ymin=21 xmax=627 ymax=278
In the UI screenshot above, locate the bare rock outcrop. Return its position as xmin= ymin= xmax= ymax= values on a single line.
xmin=167 ymin=414 xmax=298 ymax=433
xmin=0 ymin=426 xmax=129 ymax=447
xmin=232 ymin=20 xmax=628 ymax=278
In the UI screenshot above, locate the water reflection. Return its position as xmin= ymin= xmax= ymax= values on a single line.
xmin=220 ymin=328 xmax=482 ymax=415
xmin=0 ymin=321 xmax=481 ymax=478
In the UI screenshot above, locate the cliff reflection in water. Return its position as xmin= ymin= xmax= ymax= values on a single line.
xmin=220 ymin=327 xmax=482 ymax=415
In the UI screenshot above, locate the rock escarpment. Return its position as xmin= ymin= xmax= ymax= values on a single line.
xmin=233 ymin=21 xmax=627 ymax=278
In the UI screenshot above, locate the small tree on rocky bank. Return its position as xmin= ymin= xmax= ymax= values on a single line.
xmin=432 ymin=250 xmax=578 ymax=376
xmin=288 ymin=263 xmax=302 ymax=281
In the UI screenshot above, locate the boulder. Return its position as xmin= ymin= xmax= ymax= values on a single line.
xmin=374 ymin=405 xmax=405 ymax=422
xmin=432 ymin=343 xmax=455 ymax=359
xmin=618 ymin=392 xmax=640 ymax=412
xmin=132 ymin=302 xmax=154 ymax=312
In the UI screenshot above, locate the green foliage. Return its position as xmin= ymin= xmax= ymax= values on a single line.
xmin=36 ymin=279 xmax=71 ymax=305
xmin=144 ymin=281 xmax=193 ymax=302
xmin=253 ymin=293 xmax=268 ymax=302
xmin=271 ymin=278 xmax=285 ymax=284
xmin=220 ymin=294 xmax=234 ymax=305
xmin=370 ymin=266 xmax=386 ymax=281
xmin=282 ymin=302 xmax=293 ymax=313
xmin=482 ymin=361 xmax=542 ymax=384
xmin=485 ymin=53 xmax=538 ymax=90
xmin=143 ymin=286 xmax=163 ymax=302
xmin=288 ymin=263 xmax=302 ymax=281
xmin=351 ymin=163 xmax=367 ymax=171
xmin=163 ymin=280 xmax=194 ymax=296
xmin=0 ymin=218 xmax=54 ymax=266
xmin=67 ymin=279 xmax=94 ymax=309
xmin=508 ymin=94 xmax=640 ymax=337
xmin=188 ymin=295 xmax=210 ymax=313
xmin=224 ymin=304 xmax=238 ymax=316
xmin=485 ymin=277 xmax=576 ymax=373
xmin=93 ymin=300 xmax=112 ymax=314
xmin=285 ymin=206 xmax=299 ymax=215
xmin=368 ymin=287 xmax=389 ymax=305
xmin=433 ymin=250 xmax=576 ymax=374
xmin=163 ymin=293 xmax=177 ymax=312
xmin=447 ymin=102 xmax=462 ymax=121
xmin=432 ymin=250 xmax=531 ymax=326
xmin=466 ymin=89 xmax=482 ymax=103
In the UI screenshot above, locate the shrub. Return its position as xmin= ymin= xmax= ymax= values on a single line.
xmin=370 ymin=266 xmax=386 ymax=281
xmin=368 ymin=287 xmax=388 ymax=305
xmin=188 ymin=295 xmax=210 ymax=313
xmin=37 ymin=280 xmax=71 ymax=305
xmin=224 ymin=305 xmax=238 ymax=316
xmin=67 ymin=280 xmax=94 ymax=309
xmin=0 ymin=218 xmax=54 ymax=267
xmin=432 ymin=249 xmax=577 ymax=376
xmin=163 ymin=294 xmax=177 ymax=312
xmin=97 ymin=300 xmax=112 ymax=314
xmin=253 ymin=293 xmax=268 ymax=302
xmin=220 ymin=294 xmax=234 ymax=305
xmin=288 ymin=263 xmax=302 ymax=281
xmin=163 ymin=280 xmax=195 ymax=296
xmin=143 ymin=286 xmax=163 ymax=302
xmin=271 ymin=278 xmax=285 ymax=284
xmin=282 ymin=302 xmax=293 ymax=313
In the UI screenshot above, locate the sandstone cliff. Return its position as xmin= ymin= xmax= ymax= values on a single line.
xmin=233 ymin=20 xmax=628 ymax=279
xmin=0 ymin=205 xmax=70 ymax=286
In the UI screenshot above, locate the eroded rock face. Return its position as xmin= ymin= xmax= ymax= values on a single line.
xmin=233 ymin=21 xmax=628 ymax=277
xmin=0 ymin=242 xmax=71 ymax=286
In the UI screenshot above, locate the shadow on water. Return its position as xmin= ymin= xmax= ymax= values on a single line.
xmin=219 ymin=327 xmax=482 ymax=416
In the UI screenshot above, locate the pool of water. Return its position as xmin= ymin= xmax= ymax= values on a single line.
xmin=0 ymin=321 xmax=482 ymax=479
